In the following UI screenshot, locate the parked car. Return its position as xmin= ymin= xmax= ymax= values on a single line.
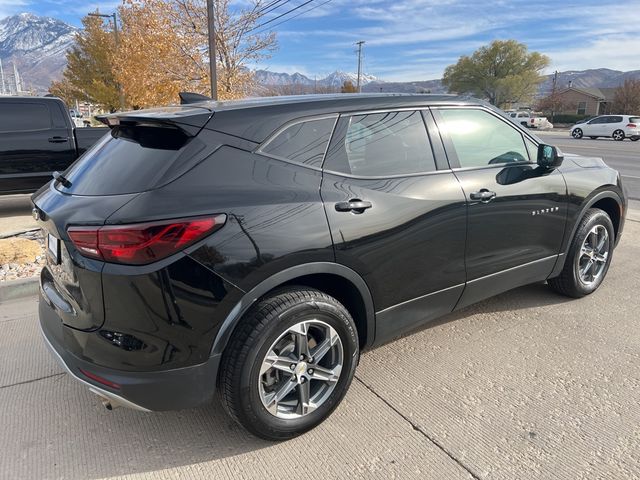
xmin=570 ymin=115 xmax=640 ymax=141
xmin=34 ymin=94 xmax=627 ymax=440
xmin=507 ymin=110 xmax=553 ymax=129
xmin=0 ymin=96 xmax=108 ymax=194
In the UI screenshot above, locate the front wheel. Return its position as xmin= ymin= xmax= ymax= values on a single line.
xmin=548 ymin=208 xmax=615 ymax=298
xmin=612 ymin=129 xmax=625 ymax=141
xmin=572 ymin=128 xmax=583 ymax=139
xmin=218 ymin=288 xmax=359 ymax=440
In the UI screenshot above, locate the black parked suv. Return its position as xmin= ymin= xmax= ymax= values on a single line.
xmin=34 ymin=94 xmax=627 ymax=440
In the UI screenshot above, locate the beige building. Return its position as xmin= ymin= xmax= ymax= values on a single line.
xmin=555 ymin=86 xmax=616 ymax=116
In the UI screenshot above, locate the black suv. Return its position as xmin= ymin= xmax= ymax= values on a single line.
xmin=34 ymin=94 xmax=627 ymax=440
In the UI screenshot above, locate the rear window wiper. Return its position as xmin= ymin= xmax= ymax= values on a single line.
xmin=52 ymin=171 xmax=72 ymax=188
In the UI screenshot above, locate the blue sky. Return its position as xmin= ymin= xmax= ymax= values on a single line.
xmin=2 ymin=0 xmax=640 ymax=81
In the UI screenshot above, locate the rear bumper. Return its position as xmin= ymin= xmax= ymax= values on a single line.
xmin=39 ymin=295 xmax=221 ymax=411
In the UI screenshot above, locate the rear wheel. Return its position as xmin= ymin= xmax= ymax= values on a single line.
xmin=218 ymin=288 xmax=359 ymax=440
xmin=612 ymin=129 xmax=625 ymax=141
xmin=548 ymin=208 xmax=614 ymax=298
xmin=572 ymin=128 xmax=583 ymax=139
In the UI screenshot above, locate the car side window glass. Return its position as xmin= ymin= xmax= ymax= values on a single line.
xmin=525 ymin=138 xmax=538 ymax=162
xmin=323 ymin=110 xmax=436 ymax=177
xmin=438 ymin=109 xmax=529 ymax=167
xmin=610 ymin=116 xmax=623 ymax=123
xmin=260 ymin=116 xmax=336 ymax=167
xmin=0 ymin=102 xmax=51 ymax=132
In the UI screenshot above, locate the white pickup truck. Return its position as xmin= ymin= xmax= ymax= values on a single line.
xmin=506 ymin=111 xmax=553 ymax=130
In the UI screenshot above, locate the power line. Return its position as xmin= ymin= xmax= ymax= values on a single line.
xmin=248 ymin=0 xmax=316 ymax=33
xmin=257 ymin=0 xmax=291 ymax=16
xmin=252 ymin=0 xmax=333 ymax=35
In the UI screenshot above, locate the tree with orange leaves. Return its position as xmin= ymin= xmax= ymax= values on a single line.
xmin=115 ymin=0 xmax=277 ymax=108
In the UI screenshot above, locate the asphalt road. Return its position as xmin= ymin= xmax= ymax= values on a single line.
xmin=537 ymin=130 xmax=640 ymax=200
xmin=1 ymin=219 xmax=639 ymax=479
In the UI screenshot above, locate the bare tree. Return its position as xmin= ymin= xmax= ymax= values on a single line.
xmin=611 ymin=79 xmax=640 ymax=114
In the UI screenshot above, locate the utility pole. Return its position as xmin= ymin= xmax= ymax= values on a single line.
xmin=550 ymin=70 xmax=558 ymax=123
xmin=355 ymin=41 xmax=365 ymax=93
xmin=89 ymin=11 xmax=125 ymax=110
xmin=206 ymin=0 xmax=217 ymax=100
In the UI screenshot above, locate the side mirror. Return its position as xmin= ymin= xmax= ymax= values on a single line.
xmin=537 ymin=144 xmax=563 ymax=169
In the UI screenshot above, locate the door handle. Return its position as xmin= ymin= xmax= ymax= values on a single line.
xmin=48 ymin=136 xmax=69 ymax=143
xmin=469 ymin=189 xmax=497 ymax=203
xmin=335 ymin=199 xmax=372 ymax=213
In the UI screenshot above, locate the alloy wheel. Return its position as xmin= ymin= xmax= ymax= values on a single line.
xmin=612 ymin=130 xmax=625 ymax=141
xmin=572 ymin=129 xmax=583 ymax=139
xmin=576 ymin=224 xmax=609 ymax=285
xmin=258 ymin=319 xmax=344 ymax=419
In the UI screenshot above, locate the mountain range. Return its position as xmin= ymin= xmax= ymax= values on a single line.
xmin=1 ymin=12 xmax=639 ymax=98
xmin=0 ymin=13 xmax=76 ymax=93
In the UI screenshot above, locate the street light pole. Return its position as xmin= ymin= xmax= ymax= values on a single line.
xmin=206 ymin=0 xmax=217 ymax=100
xmin=88 ymin=11 xmax=125 ymax=111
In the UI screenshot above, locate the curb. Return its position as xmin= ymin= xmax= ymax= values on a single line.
xmin=0 ymin=277 xmax=39 ymax=303
xmin=0 ymin=227 xmax=40 ymax=239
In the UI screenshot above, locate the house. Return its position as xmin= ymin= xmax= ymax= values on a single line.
xmin=554 ymin=86 xmax=617 ymax=116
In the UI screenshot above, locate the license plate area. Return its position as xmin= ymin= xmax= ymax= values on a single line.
xmin=47 ymin=233 xmax=60 ymax=264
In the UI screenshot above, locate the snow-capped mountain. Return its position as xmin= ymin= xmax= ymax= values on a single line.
xmin=255 ymin=69 xmax=377 ymax=88
xmin=0 ymin=13 xmax=76 ymax=93
xmin=323 ymin=70 xmax=377 ymax=88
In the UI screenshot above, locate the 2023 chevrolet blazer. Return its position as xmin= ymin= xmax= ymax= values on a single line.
xmin=34 ymin=94 xmax=627 ymax=440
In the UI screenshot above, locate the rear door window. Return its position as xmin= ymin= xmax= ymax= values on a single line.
xmin=0 ymin=102 xmax=52 ymax=132
xmin=608 ymin=116 xmax=623 ymax=123
xmin=259 ymin=116 xmax=336 ymax=167
xmin=324 ymin=110 xmax=436 ymax=177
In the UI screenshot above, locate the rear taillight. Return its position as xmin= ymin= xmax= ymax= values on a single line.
xmin=627 ymin=123 xmax=637 ymax=128
xmin=68 ymin=215 xmax=226 ymax=265
xmin=79 ymin=368 xmax=121 ymax=389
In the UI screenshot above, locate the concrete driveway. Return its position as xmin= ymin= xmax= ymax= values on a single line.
xmin=1 ymin=220 xmax=639 ymax=480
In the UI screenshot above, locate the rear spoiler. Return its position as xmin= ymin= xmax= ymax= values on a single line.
xmin=97 ymin=105 xmax=214 ymax=137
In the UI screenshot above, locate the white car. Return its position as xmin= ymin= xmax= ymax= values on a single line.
xmin=507 ymin=111 xmax=553 ymax=130
xmin=571 ymin=115 xmax=640 ymax=141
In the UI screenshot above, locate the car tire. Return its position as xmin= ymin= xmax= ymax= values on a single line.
xmin=612 ymin=129 xmax=625 ymax=141
xmin=548 ymin=208 xmax=615 ymax=298
xmin=572 ymin=128 xmax=583 ymax=139
xmin=218 ymin=287 xmax=359 ymax=440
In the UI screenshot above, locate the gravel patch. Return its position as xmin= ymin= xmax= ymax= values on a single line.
xmin=0 ymin=230 xmax=45 ymax=282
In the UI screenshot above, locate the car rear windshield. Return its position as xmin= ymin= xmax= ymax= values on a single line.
xmin=630 ymin=117 xmax=640 ymax=124
xmin=57 ymin=125 xmax=203 ymax=196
